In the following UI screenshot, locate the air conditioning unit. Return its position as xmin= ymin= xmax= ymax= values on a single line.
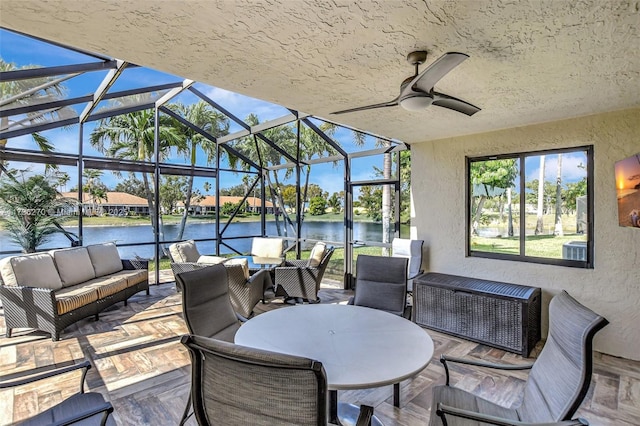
xmin=562 ymin=241 xmax=587 ymax=261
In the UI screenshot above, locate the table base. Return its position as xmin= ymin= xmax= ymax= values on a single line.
xmin=337 ymin=402 xmax=383 ymax=426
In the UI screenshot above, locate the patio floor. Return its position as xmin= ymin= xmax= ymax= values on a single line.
xmin=1 ymin=279 xmax=638 ymax=425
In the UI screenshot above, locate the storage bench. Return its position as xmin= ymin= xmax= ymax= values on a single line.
xmin=413 ymin=272 xmax=541 ymax=356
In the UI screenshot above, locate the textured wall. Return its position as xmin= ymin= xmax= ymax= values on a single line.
xmin=411 ymin=108 xmax=640 ymax=360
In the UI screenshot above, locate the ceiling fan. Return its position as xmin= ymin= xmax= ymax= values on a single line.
xmin=331 ymin=51 xmax=480 ymax=116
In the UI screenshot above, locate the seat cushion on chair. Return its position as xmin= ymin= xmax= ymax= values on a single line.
xmin=307 ymin=242 xmax=326 ymax=267
xmin=87 ymin=243 xmax=123 ymax=277
xmin=169 ymin=240 xmax=200 ymax=263
xmin=429 ymin=385 xmax=519 ymax=426
xmin=197 ymin=255 xmax=227 ymax=265
xmin=224 ymin=257 xmax=250 ymax=280
xmin=0 ymin=253 xmax=62 ymax=289
xmin=251 ymin=237 xmax=284 ymax=258
xmin=20 ymin=391 xmax=116 ymax=426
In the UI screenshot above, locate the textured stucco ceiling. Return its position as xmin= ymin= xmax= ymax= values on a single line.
xmin=1 ymin=0 xmax=639 ymax=144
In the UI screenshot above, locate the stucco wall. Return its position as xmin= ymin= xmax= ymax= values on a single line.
xmin=411 ymin=108 xmax=640 ymax=360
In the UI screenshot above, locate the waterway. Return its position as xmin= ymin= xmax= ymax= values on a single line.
xmin=0 ymin=221 xmax=404 ymax=259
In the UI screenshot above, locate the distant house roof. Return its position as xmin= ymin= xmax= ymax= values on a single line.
xmin=61 ymin=192 xmax=148 ymax=206
xmin=187 ymin=196 xmax=274 ymax=208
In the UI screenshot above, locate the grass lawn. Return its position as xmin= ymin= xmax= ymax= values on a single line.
xmin=471 ymin=233 xmax=586 ymax=258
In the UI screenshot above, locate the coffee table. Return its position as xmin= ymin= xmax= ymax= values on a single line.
xmin=235 ymin=304 xmax=434 ymax=426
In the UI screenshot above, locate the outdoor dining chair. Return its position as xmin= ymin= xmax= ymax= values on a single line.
xmin=391 ymin=238 xmax=424 ymax=292
xmin=0 ymin=360 xmax=115 ymax=425
xmin=169 ymin=240 xmax=227 ymax=276
xmin=181 ymin=334 xmax=374 ymax=426
xmin=430 ymin=290 xmax=608 ymax=426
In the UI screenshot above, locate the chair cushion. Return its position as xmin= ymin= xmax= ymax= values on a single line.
xmin=251 ymin=237 xmax=283 ymax=258
xmin=224 ymin=257 xmax=250 ymax=280
xmin=197 ymin=255 xmax=227 ymax=265
xmin=52 ymin=248 xmax=97 ymax=287
xmin=55 ymin=284 xmax=99 ymax=315
xmin=0 ymin=253 xmax=63 ymax=290
xmin=87 ymin=243 xmax=123 ymax=277
xmin=429 ymin=385 xmax=519 ymax=426
xmin=307 ymin=242 xmax=326 ymax=267
xmin=169 ymin=240 xmax=200 ymax=263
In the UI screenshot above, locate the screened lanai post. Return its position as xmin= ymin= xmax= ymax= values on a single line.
xmin=77 ymin=123 xmax=84 ymax=245
xmin=295 ymin=119 xmax=302 ymax=258
xmin=345 ymin=157 xmax=353 ymax=288
xmin=153 ymin=107 xmax=161 ymax=285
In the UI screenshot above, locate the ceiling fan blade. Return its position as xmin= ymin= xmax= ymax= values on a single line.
xmin=432 ymin=91 xmax=481 ymax=116
xmin=402 ymin=52 xmax=469 ymax=97
xmin=331 ymin=99 xmax=398 ymax=115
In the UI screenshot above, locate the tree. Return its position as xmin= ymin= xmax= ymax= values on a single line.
xmin=327 ymin=191 xmax=343 ymax=213
xmin=90 ymin=94 xmax=185 ymax=240
xmin=0 ymin=172 xmax=77 ymax=253
xmin=82 ymin=169 xmax=108 ymax=216
xmin=535 ymin=155 xmax=546 ymax=235
xmin=359 ymin=185 xmax=382 ymax=222
xmin=203 ymin=181 xmax=212 ymax=195
xmin=54 ymin=172 xmax=71 ymax=192
xmin=114 ymin=175 xmax=147 ymax=198
xmin=159 ymin=176 xmax=186 ymax=214
xmin=169 ymin=101 xmax=229 ymax=240
xmin=554 ymin=154 xmax=563 ymax=236
xmin=308 ymin=196 xmax=326 ymax=215
xmin=0 ymin=59 xmax=73 ymax=176
xmin=469 ymin=159 xmax=518 ymax=235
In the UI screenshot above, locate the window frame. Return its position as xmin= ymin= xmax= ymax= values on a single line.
xmin=465 ymin=145 xmax=594 ymax=269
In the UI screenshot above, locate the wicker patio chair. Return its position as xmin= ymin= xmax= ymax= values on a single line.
xmin=430 ymin=290 xmax=609 ymax=426
xmin=0 ymin=360 xmax=115 ymax=425
xmin=181 ymin=334 xmax=374 ymax=426
xmin=168 ymin=240 xmax=227 ymax=277
xmin=274 ymin=243 xmax=334 ymax=303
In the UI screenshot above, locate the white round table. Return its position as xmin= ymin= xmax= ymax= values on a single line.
xmin=235 ymin=304 xmax=434 ymax=425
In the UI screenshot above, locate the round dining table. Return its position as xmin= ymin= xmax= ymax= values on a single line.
xmin=235 ymin=303 xmax=434 ymax=426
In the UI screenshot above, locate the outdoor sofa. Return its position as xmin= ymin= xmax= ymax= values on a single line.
xmin=0 ymin=242 xmax=149 ymax=341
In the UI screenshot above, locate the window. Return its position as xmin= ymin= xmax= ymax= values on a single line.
xmin=467 ymin=146 xmax=593 ymax=268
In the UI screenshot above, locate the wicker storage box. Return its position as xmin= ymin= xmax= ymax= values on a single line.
xmin=413 ymin=273 xmax=541 ymax=357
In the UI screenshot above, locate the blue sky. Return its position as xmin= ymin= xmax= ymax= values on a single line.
xmin=1 ymin=29 xmax=391 ymax=198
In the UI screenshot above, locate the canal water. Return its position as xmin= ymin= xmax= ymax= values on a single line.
xmin=0 ymin=221 xmax=402 ymax=259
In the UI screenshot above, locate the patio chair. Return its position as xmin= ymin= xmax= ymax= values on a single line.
xmin=347 ymin=254 xmax=409 ymax=407
xmin=169 ymin=240 xmax=227 ymax=276
xmin=0 ymin=360 xmax=115 ymax=425
xmin=391 ymin=238 xmax=424 ymax=292
xmin=348 ymin=254 xmax=409 ymax=317
xmin=175 ymin=264 xmax=241 ymax=342
xmin=180 ymin=334 xmax=374 ymax=426
xmin=251 ymin=237 xmax=284 ymax=258
xmin=274 ymin=243 xmax=335 ymax=303
xmin=430 ymin=290 xmax=608 ymax=426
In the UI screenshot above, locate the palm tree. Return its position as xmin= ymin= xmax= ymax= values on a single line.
xmin=90 ymin=94 xmax=185 ymax=237
xmin=82 ymin=169 xmax=108 ymax=216
xmin=0 ymin=171 xmax=77 ymax=253
xmin=0 ymin=59 xmax=72 ymax=176
xmin=170 ymin=101 xmax=229 ymax=240
xmin=554 ymin=154 xmax=563 ymax=236
xmin=535 ymin=155 xmax=546 ymax=235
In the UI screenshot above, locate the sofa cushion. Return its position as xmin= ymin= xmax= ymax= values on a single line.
xmin=169 ymin=240 xmax=200 ymax=263
xmin=83 ymin=275 xmax=129 ymax=299
xmin=307 ymin=242 xmax=327 ymax=267
xmin=0 ymin=253 xmax=63 ymax=290
xmin=197 ymin=255 xmax=227 ymax=265
xmin=107 ymin=269 xmax=148 ymax=288
xmin=55 ymin=284 xmax=99 ymax=315
xmin=52 ymin=248 xmax=96 ymax=287
xmin=87 ymin=243 xmax=123 ymax=277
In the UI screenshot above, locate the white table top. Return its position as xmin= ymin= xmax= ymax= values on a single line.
xmin=235 ymin=304 xmax=434 ymax=390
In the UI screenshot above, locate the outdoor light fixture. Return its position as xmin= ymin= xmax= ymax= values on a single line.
xmin=399 ymin=93 xmax=434 ymax=111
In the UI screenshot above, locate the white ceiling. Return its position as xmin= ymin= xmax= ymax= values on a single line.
xmin=2 ymin=0 xmax=639 ymax=144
